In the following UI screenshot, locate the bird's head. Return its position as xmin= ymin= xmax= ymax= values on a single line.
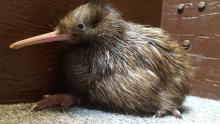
xmin=10 ymin=0 xmax=124 ymax=49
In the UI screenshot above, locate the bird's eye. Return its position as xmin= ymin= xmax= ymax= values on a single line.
xmin=77 ymin=23 xmax=85 ymax=30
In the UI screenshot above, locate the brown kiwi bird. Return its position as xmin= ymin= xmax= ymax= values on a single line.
xmin=10 ymin=0 xmax=191 ymax=118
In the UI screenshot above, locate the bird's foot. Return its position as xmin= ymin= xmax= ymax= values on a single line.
xmin=34 ymin=94 xmax=80 ymax=111
xmin=153 ymin=109 xmax=182 ymax=118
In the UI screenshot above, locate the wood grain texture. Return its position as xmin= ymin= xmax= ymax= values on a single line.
xmin=109 ymin=0 xmax=162 ymax=26
xmin=0 ymin=0 xmax=162 ymax=103
xmin=0 ymin=0 xmax=83 ymax=104
xmin=162 ymin=0 xmax=220 ymax=99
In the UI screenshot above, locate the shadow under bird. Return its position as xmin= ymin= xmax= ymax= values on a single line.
xmin=10 ymin=0 xmax=191 ymax=118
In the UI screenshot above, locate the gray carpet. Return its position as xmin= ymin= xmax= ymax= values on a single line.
xmin=0 ymin=96 xmax=220 ymax=124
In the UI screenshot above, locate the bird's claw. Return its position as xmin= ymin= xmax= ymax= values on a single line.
xmin=153 ymin=109 xmax=182 ymax=118
xmin=153 ymin=110 xmax=167 ymax=118
xmin=172 ymin=109 xmax=182 ymax=118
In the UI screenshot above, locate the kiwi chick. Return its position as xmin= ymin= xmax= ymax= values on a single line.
xmin=10 ymin=0 xmax=191 ymax=118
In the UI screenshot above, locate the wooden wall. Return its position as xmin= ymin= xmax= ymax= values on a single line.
xmin=161 ymin=0 xmax=220 ymax=99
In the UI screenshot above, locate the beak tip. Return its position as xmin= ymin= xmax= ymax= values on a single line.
xmin=9 ymin=44 xmax=18 ymax=49
xmin=9 ymin=45 xmax=13 ymax=49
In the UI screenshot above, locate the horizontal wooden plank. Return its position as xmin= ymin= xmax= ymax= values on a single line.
xmin=176 ymin=35 xmax=220 ymax=58
xmin=162 ymin=0 xmax=220 ymax=36
xmin=190 ymin=55 xmax=220 ymax=99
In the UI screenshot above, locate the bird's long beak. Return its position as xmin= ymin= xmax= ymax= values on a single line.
xmin=9 ymin=31 xmax=71 ymax=49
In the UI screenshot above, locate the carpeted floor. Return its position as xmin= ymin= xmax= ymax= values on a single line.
xmin=0 ymin=96 xmax=220 ymax=124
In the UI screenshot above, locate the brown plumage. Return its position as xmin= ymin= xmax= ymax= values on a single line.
xmin=10 ymin=0 xmax=191 ymax=118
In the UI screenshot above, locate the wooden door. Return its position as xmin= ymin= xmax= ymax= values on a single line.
xmin=162 ymin=0 xmax=220 ymax=99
